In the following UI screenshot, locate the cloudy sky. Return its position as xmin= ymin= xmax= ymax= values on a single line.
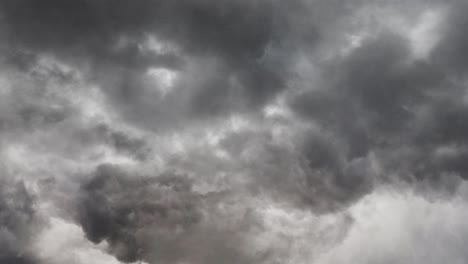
xmin=1 ymin=0 xmax=468 ymax=263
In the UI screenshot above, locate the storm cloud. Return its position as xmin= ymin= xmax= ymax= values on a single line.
xmin=1 ymin=0 xmax=468 ymax=263
xmin=0 ymin=177 xmax=39 ymax=264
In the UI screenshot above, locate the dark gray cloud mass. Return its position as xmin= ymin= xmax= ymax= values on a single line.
xmin=0 ymin=178 xmax=40 ymax=264
xmin=1 ymin=0 xmax=468 ymax=263
xmin=0 ymin=0 xmax=282 ymax=126
xmin=77 ymin=164 xmax=266 ymax=264
xmin=78 ymin=164 xmax=201 ymax=263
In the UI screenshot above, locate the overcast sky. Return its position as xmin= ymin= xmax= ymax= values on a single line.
xmin=1 ymin=0 xmax=468 ymax=263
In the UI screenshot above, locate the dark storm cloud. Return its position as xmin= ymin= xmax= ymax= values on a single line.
xmin=0 ymin=63 xmax=75 ymax=137
xmin=341 ymin=33 xmax=441 ymax=132
xmin=290 ymin=5 xmax=468 ymax=201
xmin=0 ymin=0 xmax=367 ymax=136
xmin=297 ymin=133 xmax=374 ymax=212
xmin=0 ymin=101 xmax=69 ymax=133
xmin=77 ymin=164 xmax=262 ymax=264
xmin=78 ymin=164 xmax=201 ymax=262
xmin=431 ymin=1 xmax=468 ymax=75
xmin=244 ymin=129 xmax=376 ymax=214
xmin=4 ymin=0 xmax=468 ymax=262
xmin=287 ymin=33 xmax=420 ymax=210
xmin=0 ymin=0 xmax=285 ymax=121
xmin=0 ymin=179 xmax=40 ymax=264
xmin=293 ymin=31 xmax=442 ymax=137
xmin=6 ymin=0 xmax=467 ymax=218
xmin=2 ymin=50 xmax=38 ymax=72
xmin=413 ymin=99 xmax=468 ymax=146
xmin=74 ymin=123 xmax=152 ymax=161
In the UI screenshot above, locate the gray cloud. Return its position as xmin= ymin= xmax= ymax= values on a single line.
xmin=2 ymin=0 xmax=468 ymax=263
xmin=0 ymin=178 xmax=40 ymax=264
xmin=77 ymin=164 xmax=264 ymax=264
xmin=289 ymin=18 xmax=468 ymax=198
xmin=78 ymin=164 xmax=201 ymax=262
xmin=0 ymin=0 xmax=284 ymax=126
xmin=431 ymin=1 xmax=468 ymax=75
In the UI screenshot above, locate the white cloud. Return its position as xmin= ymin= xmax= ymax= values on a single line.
xmin=35 ymin=218 xmax=124 ymax=264
xmin=317 ymin=186 xmax=468 ymax=264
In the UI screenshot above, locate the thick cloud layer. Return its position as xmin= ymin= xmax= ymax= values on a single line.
xmin=78 ymin=164 xmax=200 ymax=263
xmin=1 ymin=0 xmax=468 ymax=263
xmin=0 ymin=178 xmax=39 ymax=264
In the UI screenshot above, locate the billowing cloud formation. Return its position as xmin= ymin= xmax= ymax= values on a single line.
xmin=77 ymin=164 xmax=276 ymax=264
xmin=78 ymin=164 xmax=200 ymax=263
xmin=0 ymin=178 xmax=39 ymax=264
xmin=1 ymin=0 xmax=468 ymax=263
xmin=0 ymin=0 xmax=282 ymax=129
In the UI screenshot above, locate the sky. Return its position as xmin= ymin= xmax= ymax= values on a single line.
xmin=1 ymin=0 xmax=468 ymax=263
